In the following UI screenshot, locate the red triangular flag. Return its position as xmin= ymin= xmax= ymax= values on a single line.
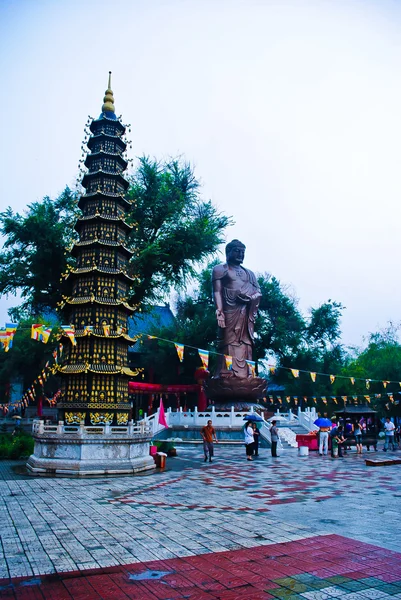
xmin=158 ymin=398 xmax=168 ymax=428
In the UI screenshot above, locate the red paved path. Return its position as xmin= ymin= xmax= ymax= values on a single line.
xmin=1 ymin=535 xmax=401 ymax=599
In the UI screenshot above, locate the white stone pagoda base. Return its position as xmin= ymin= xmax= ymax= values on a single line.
xmin=26 ymin=420 xmax=156 ymax=477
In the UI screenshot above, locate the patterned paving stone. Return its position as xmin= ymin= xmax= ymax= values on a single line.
xmin=0 ymin=446 xmax=400 ymax=598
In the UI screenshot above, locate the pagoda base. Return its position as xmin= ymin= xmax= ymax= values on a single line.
xmin=26 ymin=423 xmax=155 ymax=477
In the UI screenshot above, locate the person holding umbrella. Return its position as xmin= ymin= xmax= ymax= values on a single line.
xmin=244 ymin=420 xmax=255 ymax=461
xmin=314 ymin=417 xmax=332 ymax=456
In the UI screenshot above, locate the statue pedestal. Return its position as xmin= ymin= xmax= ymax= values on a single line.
xmin=26 ymin=420 xmax=155 ymax=477
xmin=204 ymin=373 xmax=266 ymax=411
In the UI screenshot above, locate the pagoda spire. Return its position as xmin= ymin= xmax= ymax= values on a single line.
xmin=101 ymin=71 xmax=115 ymax=115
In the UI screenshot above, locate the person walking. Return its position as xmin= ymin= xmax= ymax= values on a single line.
xmin=201 ymin=420 xmax=218 ymax=462
xmin=318 ymin=427 xmax=330 ymax=456
xmin=270 ymin=420 xmax=280 ymax=457
xmin=252 ymin=423 xmax=260 ymax=456
xmin=244 ymin=421 xmax=255 ymax=461
xmin=383 ymin=417 xmax=396 ymax=452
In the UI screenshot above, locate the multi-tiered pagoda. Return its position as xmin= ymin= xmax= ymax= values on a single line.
xmin=58 ymin=73 xmax=139 ymax=427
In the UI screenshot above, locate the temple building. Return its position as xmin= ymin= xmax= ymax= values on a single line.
xmin=57 ymin=73 xmax=140 ymax=427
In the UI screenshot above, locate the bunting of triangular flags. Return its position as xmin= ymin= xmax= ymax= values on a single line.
xmin=224 ymin=355 xmax=233 ymax=370
xmin=246 ymin=360 xmax=256 ymax=376
xmin=61 ymin=325 xmax=76 ymax=346
xmin=174 ymin=343 xmax=184 ymax=362
xmin=198 ymin=349 xmax=209 ymax=369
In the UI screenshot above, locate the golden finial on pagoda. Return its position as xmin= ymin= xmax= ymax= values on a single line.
xmin=102 ymin=71 xmax=115 ymax=114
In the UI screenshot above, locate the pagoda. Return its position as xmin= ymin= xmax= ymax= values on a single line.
xmin=58 ymin=73 xmax=139 ymax=427
xmin=27 ymin=75 xmax=155 ymax=476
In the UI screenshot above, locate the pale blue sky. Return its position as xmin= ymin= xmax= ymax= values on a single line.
xmin=1 ymin=0 xmax=401 ymax=347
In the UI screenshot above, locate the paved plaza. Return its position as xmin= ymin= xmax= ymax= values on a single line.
xmin=0 ymin=445 xmax=400 ymax=599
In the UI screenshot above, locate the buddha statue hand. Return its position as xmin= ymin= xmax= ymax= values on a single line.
xmin=216 ymin=309 xmax=226 ymax=328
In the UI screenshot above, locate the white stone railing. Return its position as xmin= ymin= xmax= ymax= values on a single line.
xmin=142 ymin=405 xmax=269 ymax=436
xmin=258 ymin=420 xmax=272 ymax=445
xmin=141 ymin=405 xmax=318 ymax=438
xmin=32 ymin=419 xmax=152 ymax=437
xmin=297 ymin=407 xmax=319 ymax=431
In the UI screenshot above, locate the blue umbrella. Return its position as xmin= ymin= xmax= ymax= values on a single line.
xmin=314 ymin=417 xmax=332 ymax=428
xmin=243 ymin=414 xmax=263 ymax=422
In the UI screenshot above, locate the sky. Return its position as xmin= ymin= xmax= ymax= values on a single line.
xmin=1 ymin=0 xmax=401 ymax=348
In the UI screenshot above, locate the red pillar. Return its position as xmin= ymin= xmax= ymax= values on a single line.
xmin=197 ymin=385 xmax=207 ymax=411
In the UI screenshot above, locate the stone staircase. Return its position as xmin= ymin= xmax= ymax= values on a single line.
xmin=276 ymin=423 xmax=310 ymax=449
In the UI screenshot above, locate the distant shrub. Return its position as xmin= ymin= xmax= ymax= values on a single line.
xmin=0 ymin=432 xmax=34 ymax=459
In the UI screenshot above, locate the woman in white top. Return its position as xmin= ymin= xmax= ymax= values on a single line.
xmin=244 ymin=421 xmax=255 ymax=461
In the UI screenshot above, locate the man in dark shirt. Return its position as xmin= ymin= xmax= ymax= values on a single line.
xmin=330 ymin=424 xmax=345 ymax=457
xmin=201 ymin=420 xmax=218 ymax=463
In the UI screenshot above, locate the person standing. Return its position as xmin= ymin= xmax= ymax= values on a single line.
xmin=270 ymin=420 xmax=280 ymax=457
xmin=383 ymin=417 xmax=396 ymax=452
xmin=354 ymin=421 xmax=363 ymax=454
xmin=201 ymin=419 xmax=218 ymax=462
xmin=252 ymin=423 xmax=260 ymax=456
xmin=318 ymin=427 xmax=330 ymax=456
xmin=244 ymin=421 xmax=255 ymax=461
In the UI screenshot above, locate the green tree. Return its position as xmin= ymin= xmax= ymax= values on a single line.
xmin=0 ymin=188 xmax=78 ymax=319
xmin=339 ymin=323 xmax=401 ymax=418
xmin=126 ymin=157 xmax=231 ymax=306
xmin=136 ymin=262 xmax=219 ymax=385
xmin=270 ymin=300 xmax=347 ymax=413
xmin=0 ymin=158 xmax=230 ymax=393
xmin=136 ymin=267 xmax=336 ymax=387
xmin=0 ymin=157 xmax=231 ymax=317
xmin=0 ymin=315 xmax=60 ymax=403
xmin=307 ymin=300 xmax=345 ymax=353
xmin=255 ymin=275 xmax=305 ymax=363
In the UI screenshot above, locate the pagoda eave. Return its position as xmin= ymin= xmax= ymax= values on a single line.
xmin=84 ymin=151 xmax=128 ymax=171
xmin=73 ymin=329 xmax=140 ymax=342
xmin=68 ymin=265 xmax=136 ymax=281
xmin=87 ymin=131 xmax=126 ymax=147
xmin=58 ymin=364 xmax=143 ymax=376
xmin=70 ymin=239 xmax=133 ymax=255
xmin=78 ymin=191 xmax=131 ymax=209
xmin=81 ymin=171 xmax=129 ymax=190
xmin=76 ymin=214 xmax=133 ymax=229
xmin=65 ymin=296 xmax=136 ymax=311
xmin=90 ymin=114 xmax=125 ymax=133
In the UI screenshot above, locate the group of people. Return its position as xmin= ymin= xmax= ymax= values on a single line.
xmin=318 ymin=416 xmax=398 ymax=457
xmin=201 ymin=418 xmax=281 ymax=463
xmin=201 ymin=415 xmax=399 ymax=463
xmin=244 ymin=419 xmax=280 ymax=460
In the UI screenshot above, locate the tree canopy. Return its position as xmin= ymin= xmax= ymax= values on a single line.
xmin=135 ymin=263 xmax=347 ymax=399
xmin=0 ymin=156 xmax=231 ymax=319
xmin=126 ymin=157 xmax=231 ymax=306
xmin=0 ymin=188 xmax=78 ymax=320
xmin=0 ymin=157 xmax=231 ymax=399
